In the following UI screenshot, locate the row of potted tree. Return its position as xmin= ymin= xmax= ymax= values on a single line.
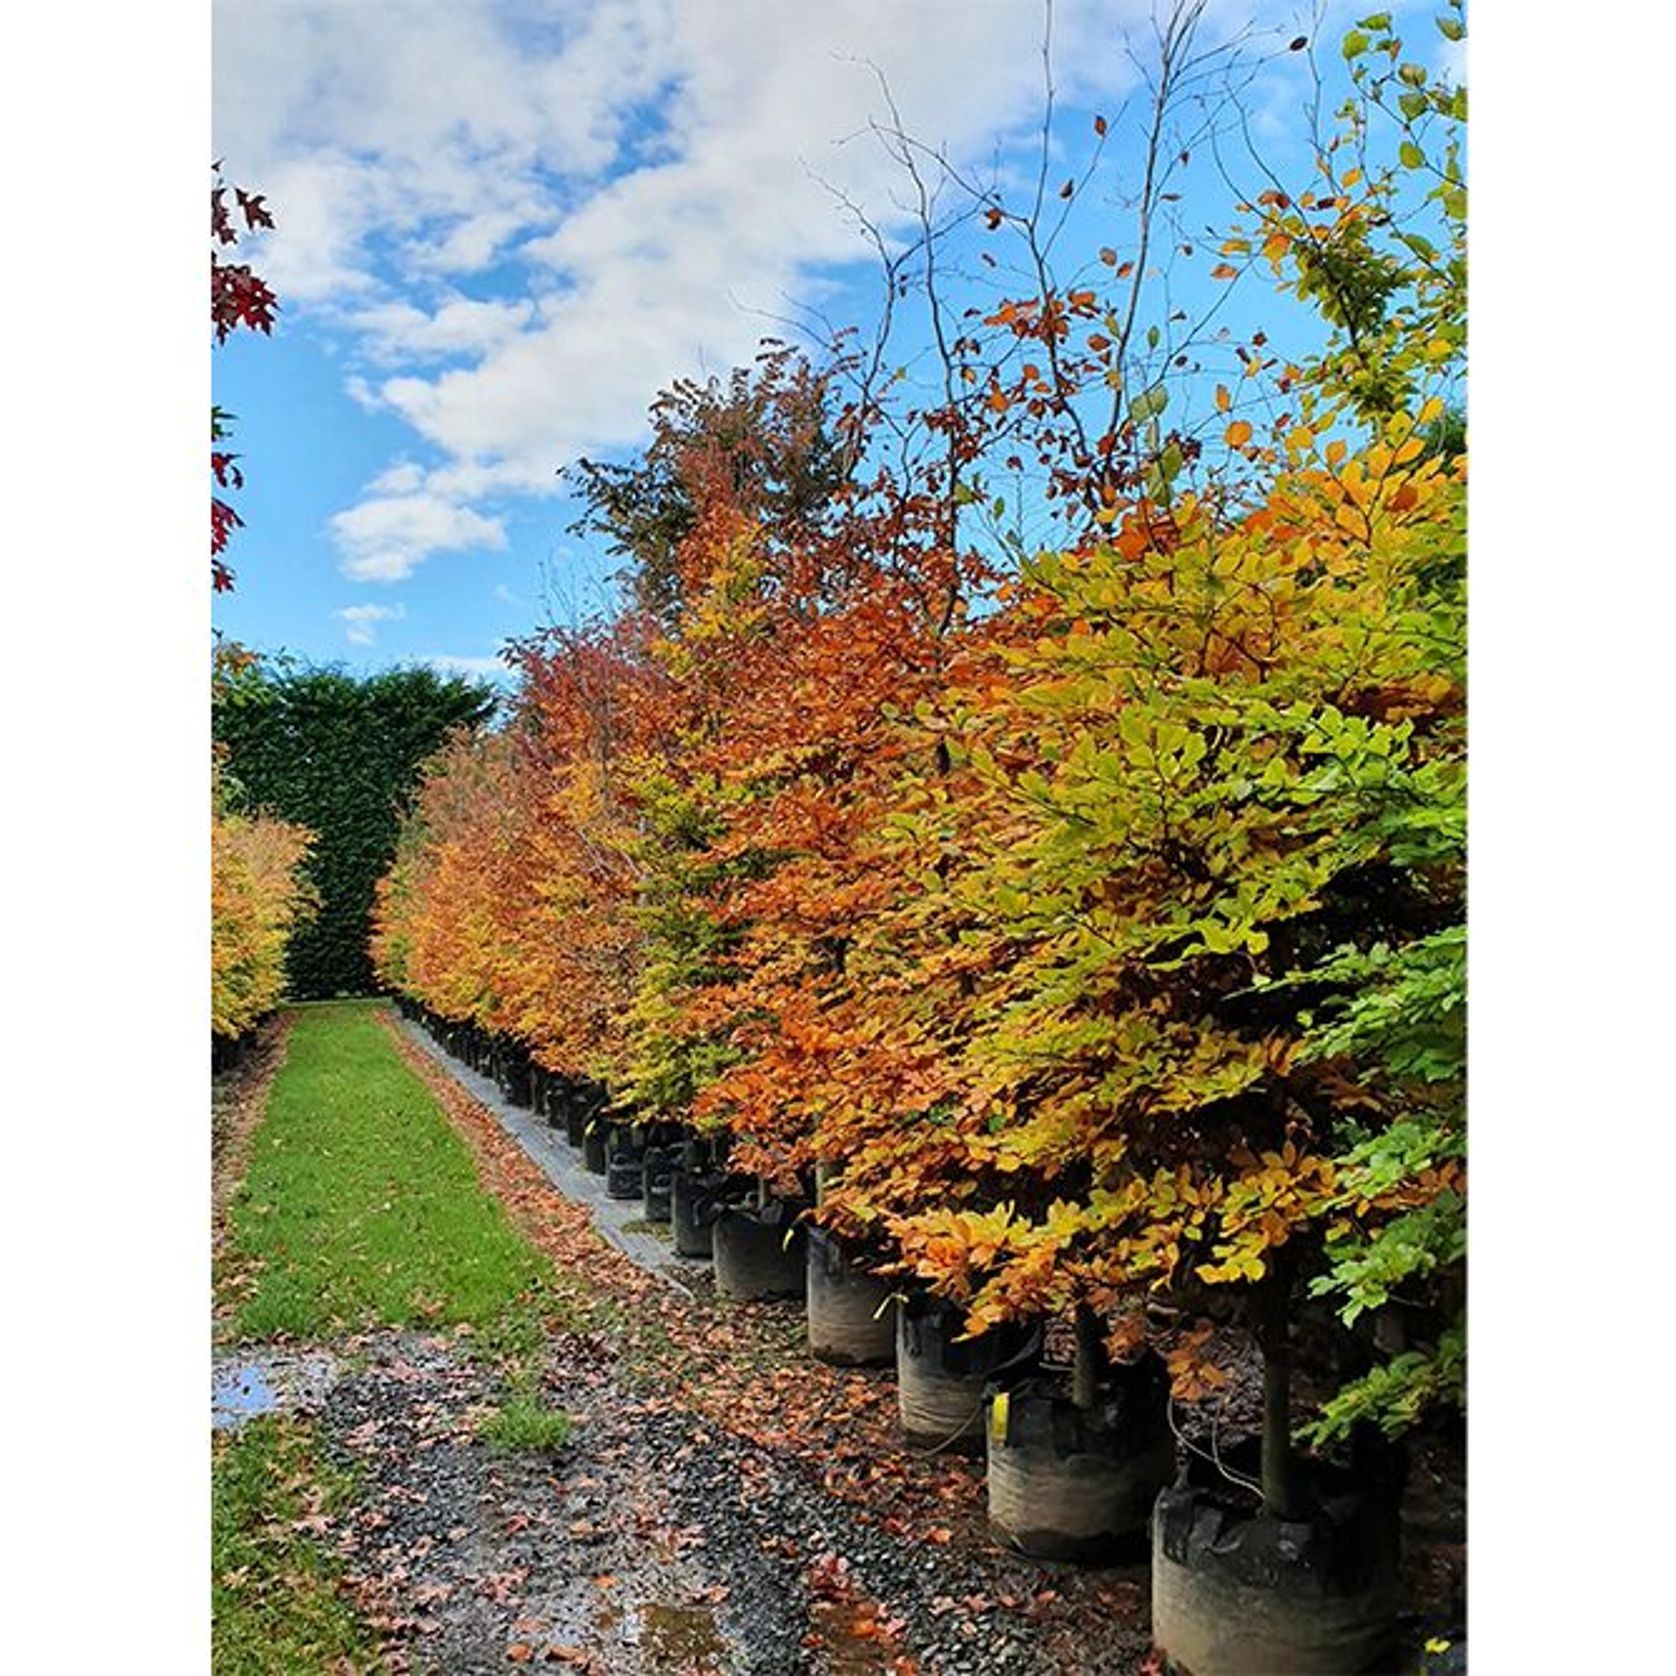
xmin=372 ymin=14 xmax=1465 ymax=1668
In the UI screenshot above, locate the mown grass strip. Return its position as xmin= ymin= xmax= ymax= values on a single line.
xmin=223 ymin=1001 xmax=550 ymax=1340
xmin=212 ymin=1415 xmax=378 ymax=1676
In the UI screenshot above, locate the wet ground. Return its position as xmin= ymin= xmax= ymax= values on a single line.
xmin=211 ymin=1347 xmax=339 ymax=1431
xmin=219 ymin=1325 xmax=1146 ymax=1676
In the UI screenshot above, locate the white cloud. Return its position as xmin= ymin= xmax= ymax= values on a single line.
xmin=330 ymin=493 xmax=508 ymax=582
xmin=365 ymin=460 xmax=426 ymax=495
xmin=420 ymin=654 xmax=513 ymax=680
xmin=335 ymin=601 xmax=407 ymax=644
xmin=216 ymin=0 xmax=1196 ymax=576
xmin=347 ymin=294 xmax=538 ymax=364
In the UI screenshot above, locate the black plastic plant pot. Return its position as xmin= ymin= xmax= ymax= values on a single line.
xmin=896 ymin=1294 xmax=1041 ymax=1453
xmin=565 ymin=1100 xmax=589 ymax=1148
xmin=499 ymin=1049 xmax=534 ymax=1108
xmin=529 ymin=1066 xmax=549 ymax=1118
xmin=985 ymin=1361 xmax=1175 ymax=1562
xmin=605 ymin=1123 xmax=645 ymax=1200
xmin=670 ymin=1167 xmax=719 ymax=1258
xmin=541 ymin=1074 xmax=569 ymax=1128
xmin=1150 ymin=1446 xmax=1400 ymax=1676
xmin=641 ymin=1146 xmax=676 ymax=1223
xmin=582 ymin=1124 xmax=609 ymax=1175
xmin=806 ymin=1227 xmax=897 ymax=1366
xmin=712 ymin=1203 xmax=808 ymax=1301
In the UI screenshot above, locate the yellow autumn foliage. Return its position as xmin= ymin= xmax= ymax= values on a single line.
xmin=211 ymin=760 xmax=317 ymax=1040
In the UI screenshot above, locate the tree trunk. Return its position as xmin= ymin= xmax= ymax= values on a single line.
xmin=1257 ymin=1273 xmax=1299 ymax=1521
xmin=1072 ymin=1302 xmax=1107 ymax=1411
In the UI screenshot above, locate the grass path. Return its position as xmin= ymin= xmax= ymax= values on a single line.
xmin=214 ymin=1001 xmax=569 ymax=1676
xmin=219 ymin=1001 xmax=550 ymax=1344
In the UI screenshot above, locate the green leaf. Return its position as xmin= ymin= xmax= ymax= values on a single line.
xmin=1128 ymin=383 xmax=1169 ymax=422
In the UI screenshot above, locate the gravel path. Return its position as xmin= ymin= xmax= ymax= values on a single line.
xmin=276 ymin=1324 xmax=1151 ymax=1676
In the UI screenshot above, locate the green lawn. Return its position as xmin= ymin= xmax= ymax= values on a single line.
xmin=212 ymin=1416 xmax=376 ymax=1676
xmin=223 ymin=1002 xmax=549 ymax=1340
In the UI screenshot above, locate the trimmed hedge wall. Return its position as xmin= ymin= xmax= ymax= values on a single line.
xmin=213 ymin=666 xmax=496 ymax=999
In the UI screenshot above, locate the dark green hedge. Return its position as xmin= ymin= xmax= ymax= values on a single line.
xmin=214 ymin=665 xmax=496 ymax=999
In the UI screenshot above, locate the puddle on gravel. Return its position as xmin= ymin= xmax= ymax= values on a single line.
xmin=617 ymin=1601 xmax=728 ymax=1671
xmin=810 ymin=1598 xmax=908 ymax=1674
xmin=211 ymin=1352 xmax=338 ymax=1430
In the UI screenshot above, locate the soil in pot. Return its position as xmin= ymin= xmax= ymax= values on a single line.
xmin=805 ymin=1227 xmax=896 ymax=1366
xmin=641 ymin=1145 xmax=675 ymax=1223
xmin=712 ymin=1201 xmax=807 ymax=1301
xmin=1150 ymin=1440 xmax=1401 ymax=1676
xmin=985 ymin=1357 xmax=1174 ymax=1562
xmin=896 ymin=1294 xmax=1041 ymax=1453
xmin=670 ymin=1167 xmax=719 ymax=1259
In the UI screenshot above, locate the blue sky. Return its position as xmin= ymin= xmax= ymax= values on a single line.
xmin=211 ymin=0 xmax=1461 ymax=682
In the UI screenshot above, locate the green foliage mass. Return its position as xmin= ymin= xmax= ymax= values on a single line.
xmin=214 ymin=664 xmax=495 ymax=998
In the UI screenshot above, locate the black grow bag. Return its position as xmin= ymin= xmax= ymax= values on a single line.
xmin=564 ymin=1099 xmax=589 ymax=1148
xmin=712 ymin=1201 xmax=808 ymax=1301
xmin=542 ymin=1074 xmax=571 ymax=1129
xmin=670 ymin=1166 xmax=720 ymax=1258
xmin=805 ymin=1227 xmax=896 ymax=1366
xmin=641 ymin=1145 xmax=675 ymax=1223
xmin=497 ymin=1046 xmax=534 ymax=1108
xmin=985 ymin=1359 xmax=1174 ymax=1562
xmin=896 ymin=1293 xmax=1041 ymax=1452
xmin=605 ymin=1123 xmax=646 ymax=1199
xmin=582 ymin=1122 xmax=609 ymax=1175
xmin=1150 ymin=1442 xmax=1400 ymax=1676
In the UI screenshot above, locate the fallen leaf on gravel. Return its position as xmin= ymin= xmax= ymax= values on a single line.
xmin=507 ymin=1645 xmax=534 ymax=1664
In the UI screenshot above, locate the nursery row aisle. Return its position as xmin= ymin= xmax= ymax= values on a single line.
xmin=213 ymin=1001 xmax=1165 ymax=1675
